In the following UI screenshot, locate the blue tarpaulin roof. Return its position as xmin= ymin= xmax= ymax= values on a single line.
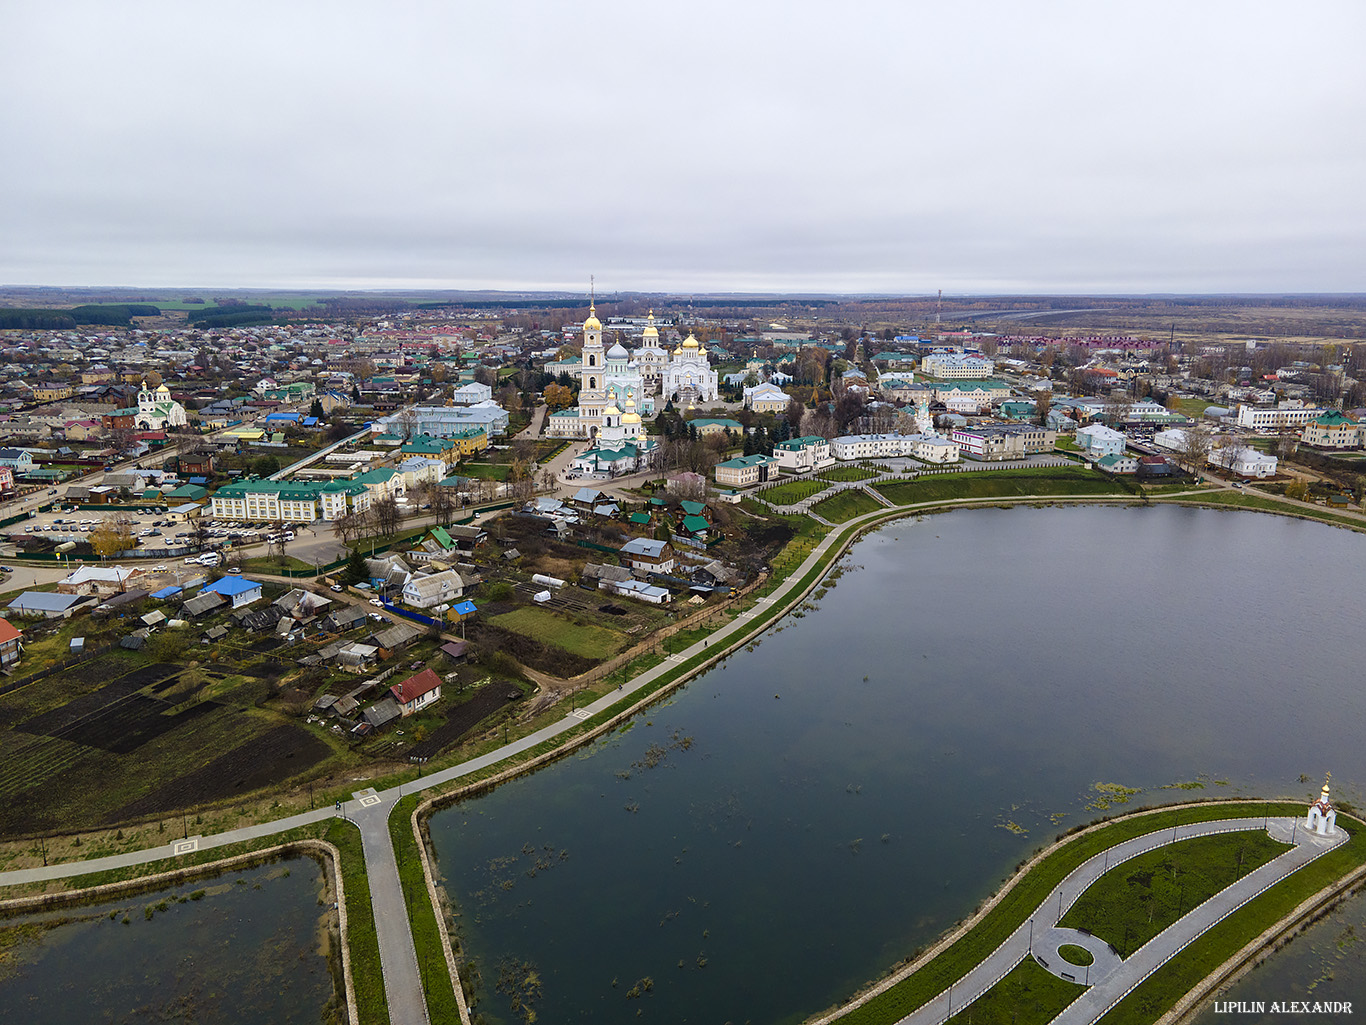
xmin=151 ymin=585 xmax=182 ymax=600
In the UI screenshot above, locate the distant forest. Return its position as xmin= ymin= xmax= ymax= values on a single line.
xmin=186 ymin=304 xmax=277 ymax=328
xmin=0 ymin=304 xmax=160 ymax=329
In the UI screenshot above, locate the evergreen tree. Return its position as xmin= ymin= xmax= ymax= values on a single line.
xmin=342 ymin=547 xmax=367 ymax=585
xmin=309 ymin=397 xmax=325 ymax=418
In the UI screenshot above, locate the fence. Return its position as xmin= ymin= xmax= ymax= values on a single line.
xmin=0 ymin=642 xmax=117 ymax=694
xmin=379 ymin=601 xmax=440 ymax=628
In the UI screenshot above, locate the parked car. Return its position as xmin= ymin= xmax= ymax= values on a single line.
xmin=368 ymin=598 xmax=384 ymax=607
xmin=330 ymin=584 xmax=343 ymax=592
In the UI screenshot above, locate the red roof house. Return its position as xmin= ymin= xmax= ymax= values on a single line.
xmin=390 ymin=667 xmax=443 ymax=716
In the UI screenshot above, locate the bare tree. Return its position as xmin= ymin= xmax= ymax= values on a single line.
xmin=1176 ymin=422 xmax=1215 ymax=474
xmin=332 ymin=510 xmax=360 ymax=546
xmin=372 ymin=495 xmax=401 ymax=537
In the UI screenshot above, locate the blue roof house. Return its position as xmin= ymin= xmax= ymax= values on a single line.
xmin=200 ymin=576 xmax=263 ymax=609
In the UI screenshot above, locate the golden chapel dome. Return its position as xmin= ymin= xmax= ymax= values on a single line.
xmin=642 ymin=311 xmax=659 ymax=338
xmin=682 ymin=333 xmax=699 ymax=348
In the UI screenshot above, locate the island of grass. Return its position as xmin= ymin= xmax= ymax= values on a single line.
xmin=811 ymin=488 xmax=885 ymax=523
xmin=945 ymin=959 xmax=1082 ymax=1025
xmin=762 ymin=478 xmax=833 ymax=505
xmin=874 ymin=465 xmax=1134 ymax=506
xmin=1060 ymin=830 xmax=1290 ymax=956
xmin=816 ymin=465 xmax=881 ymax=482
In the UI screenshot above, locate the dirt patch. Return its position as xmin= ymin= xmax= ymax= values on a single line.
xmin=15 ymin=683 xmax=222 ymax=755
xmin=406 ymin=682 xmax=524 ymax=761
xmin=107 ymin=723 xmax=333 ymax=821
xmin=466 ymin=620 xmax=595 ymax=678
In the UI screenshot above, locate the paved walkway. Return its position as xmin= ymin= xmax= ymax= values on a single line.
xmin=894 ymin=817 xmax=1346 ymax=1025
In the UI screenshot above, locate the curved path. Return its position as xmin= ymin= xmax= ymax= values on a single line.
xmin=894 ymin=817 xmax=1346 ymax=1025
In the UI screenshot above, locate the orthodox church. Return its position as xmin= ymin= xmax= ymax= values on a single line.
xmin=134 ymin=378 xmax=188 ymax=431
xmin=569 ymin=398 xmax=658 ymax=476
xmin=549 ymin=301 xmax=717 ymax=439
xmin=661 ymin=331 xmax=719 ymax=405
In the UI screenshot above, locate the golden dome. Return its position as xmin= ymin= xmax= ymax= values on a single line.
xmin=682 ymin=333 xmax=699 ymax=348
xmin=603 ymin=403 xmax=621 ymax=416
xmin=642 ymin=311 xmax=659 ymax=338
xmin=583 ymin=302 xmax=601 ymax=331
xmin=673 ymin=345 xmax=683 ymax=355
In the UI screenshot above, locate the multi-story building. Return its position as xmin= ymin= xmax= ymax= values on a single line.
xmin=951 ymin=425 xmax=1057 ymax=461
xmin=1301 ymin=411 xmax=1360 ymax=449
xmin=1234 ymin=403 xmax=1323 ymax=431
xmin=209 ymin=478 xmax=371 ymax=522
xmin=714 ymin=454 xmax=775 ymax=487
xmin=773 ymin=435 xmax=834 ymax=473
xmin=920 ymin=353 xmax=995 ymax=379
xmin=743 ymin=382 xmax=791 ymax=413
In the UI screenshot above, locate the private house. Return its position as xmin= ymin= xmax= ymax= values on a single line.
xmin=58 ymin=566 xmax=143 ymax=596
xmin=773 ymin=435 xmax=834 ymax=474
xmin=200 ymin=576 xmax=264 ymax=609
xmin=1096 ymin=453 xmax=1139 ymax=474
xmin=402 ymin=568 xmax=465 ymax=608
xmin=599 ymin=577 xmax=672 ymax=604
xmin=390 ymin=667 xmax=443 ymax=716
xmin=619 ymin=537 xmax=675 ymax=574
xmin=0 ymin=449 xmax=36 ymax=473
xmin=7 ymin=592 xmax=93 ymax=619
xmin=371 ymin=621 xmax=422 ymax=659
xmin=0 ymin=618 xmax=22 ymax=669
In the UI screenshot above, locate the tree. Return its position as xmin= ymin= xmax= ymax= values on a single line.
xmin=309 ymin=398 xmax=325 ymax=419
xmin=372 ymin=495 xmax=401 ymax=537
xmin=90 ymin=515 xmax=136 ymax=560
xmin=395 ymin=409 xmax=418 ymax=441
xmin=1035 ymin=390 xmax=1053 ymax=427
xmin=1176 ymin=422 xmax=1214 ymax=474
xmin=544 ymin=383 xmax=575 ymax=410
xmin=342 ymin=547 xmax=367 ymax=585
xmin=332 ymin=510 xmax=360 ymax=546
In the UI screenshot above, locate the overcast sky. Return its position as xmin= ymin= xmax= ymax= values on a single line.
xmin=3 ymin=0 xmax=1364 ymax=295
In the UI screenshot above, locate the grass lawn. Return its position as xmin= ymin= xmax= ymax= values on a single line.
xmin=1060 ymin=831 xmax=1289 ymax=956
xmin=489 ymin=606 xmax=627 ymax=659
xmin=817 ymin=465 xmax=880 ymax=482
xmin=945 ymin=959 xmax=1082 ymax=1025
xmin=812 ymin=489 xmax=884 ymax=523
xmin=875 ymin=466 xmax=1132 ymax=506
xmin=457 ymin=462 xmax=511 ymax=481
xmin=1171 ymin=397 xmax=1213 ymax=419
xmin=763 ymin=479 xmax=832 ymax=505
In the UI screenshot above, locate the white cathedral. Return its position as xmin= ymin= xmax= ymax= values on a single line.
xmin=547 ymin=305 xmax=719 ymax=440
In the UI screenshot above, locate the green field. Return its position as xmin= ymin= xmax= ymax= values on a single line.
xmin=1062 ymin=830 xmax=1289 ymax=956
xmin=489 ymin=606 xmax=627 ymax=659
xmin=945 ymin=959 xmax=1081 ymax=1025
xmin=762 ymin=479 xmax=832 ymax=505
xmin=458 ymin=462 xmax=511 ymax=481
xmin=817 ymin=465 xmax=880 ymax=482
xmin=812 ymin=489 xmax=884 ymax=523
xmin=876 ymin=466 xmax=1131 ymax=506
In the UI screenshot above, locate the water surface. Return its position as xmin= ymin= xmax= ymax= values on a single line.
xmin=431 ymin=507 xmax=1366 ymax=1024
xmin=0 ymin=855 xmax=336 ymax=1025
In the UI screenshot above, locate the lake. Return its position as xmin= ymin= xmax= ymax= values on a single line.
xmin=429 ymin=506 xmax=1366 ymax=1024
xmin=0 ymin=855 xmax=337 ymax=1025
